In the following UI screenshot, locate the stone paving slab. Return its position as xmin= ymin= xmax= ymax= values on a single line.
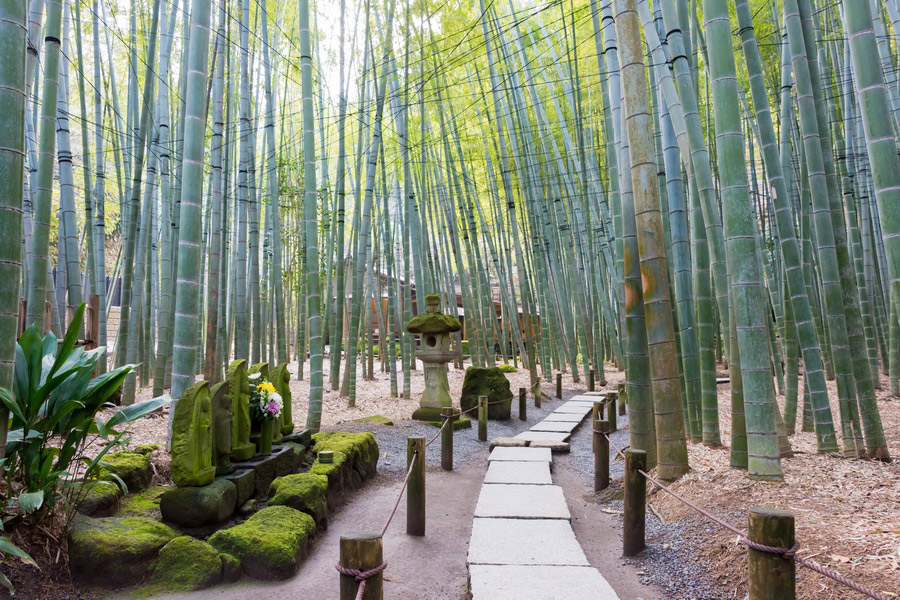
xmin=484 ymin=461 xmax=552 ymax=485
xmin=474 ymin=484 xmax=570 ymax=519
xmin=469 ymin=565 xmax=619 ymax=600
xmin=514 ymin=431 xmax=570 ymax=443
xmin=541 ymin=412 xmax=585 ymax=423
xmin=529 ymin=420 xmax=579 ymax=433
xmin=467 ymin=518 xmax=588 ymax=566
xmin=569 ymin=395 xmax=605 ymax=402
xmin=488 ymin=446 xmax=552 ymax=463
xmin=581 ymin=391 xmax=609 ymax=396
xmin=552 ymin=404 xmax=593 ymax=414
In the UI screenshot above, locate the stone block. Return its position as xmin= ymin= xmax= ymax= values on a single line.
xmin=467 ymin=518 xmax=588 ymax=566
xmin=100 ymin=452 xmax=152 ymax=492
xmin=489 ymin=437 xmax=528 ymax=450
xmin=529 ymin=439 xmax=570 ymax=453
xmin=221 ymin=468 xmax=256 ymax=507
xmin=488 ymin=447 xmax=552 ymax=463
xmin=160 ymin=479 xmax=237 ymax=527
xmin=460 ymin=366 xmax=513 ymax=420
xmin=148 ymin=536 xmax=224 ymax=592
xmin=474 ymin=484 xmax=570 ymax=520
xmin=268 ymin=473 xmax=329 ymax=530
xmin=514 ymin=431 xmax=570 ymax=443
xmin=232 ymin=445 xmax=300 ymax=499
xmin=529 ymin=420 xmax=579 ymax=433
xmin=75 ymin=480 xmax=122 ymax=517
xmin=484 ymin=461 xmax=552 ymax=485
xmin=468 ymin=565 xmax=619 ymax=600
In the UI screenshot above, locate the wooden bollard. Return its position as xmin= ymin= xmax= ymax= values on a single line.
xmin=339 ymin=531 xmax=383 ymax=600
xmin=441 ymin=407 xmax=455 ymax=471
xmin=534 ymin=383 xmax=542 ymax=409
xmin=477 ymin=396 xmax=488 ymax=442
xmin=592 ymin=400 xmax=603 ymax=451
xmin=556 ymin=373 xmax=562 ymax=399
xmin=748 ymin=507 xmax=795 ymax=600
xmin=594 ymin=419 xmax=609 ymax=492
xmin=617 ymin=383 xmax=627 ymax=415
xmin=623 ymin=449 xmax=647 ymax=556
xmin=614 ymin=389 xmax=625 ymax=416
xmin=588 ymin=369 xmax=595 ymax=391
xmin=518 ymin=387 xmax=527 ymax=421
xmin=406 ymin=437 xmax=425 ymax=536
xmin=606 ymin=398 xmax=617 ymax=433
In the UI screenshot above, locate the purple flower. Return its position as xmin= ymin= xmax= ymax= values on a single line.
xmin=267 ymin=401 xmax=280 ymax=415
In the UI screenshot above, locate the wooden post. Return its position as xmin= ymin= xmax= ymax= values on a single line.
xmin=617 ymin=383 xmax=627 ymax=415
xmin=518 ymin=387 xmax=526 ymax=421
xmin=594 ymin=420 xmax=609 ymax=492
xmin=588 ymin=368 xmax=595 ymax=391
xmin=748 ymin=507 xmax=795 ymax=600
xmin=441 ymin=407 xmax=454 ymax=471
xmin=406 ymin=437 xmax=425 ymax=536
xmin=477 ymin=395 xmax=488 ymax=442
xmin=534 ymin=384 xmax=542 ymax=409
xmin=556 ymin=373 xmax=562 ymax=399
xmin=623 ymin=449 xmax=647 ymax=556
xmin=606 ymin=398 xmax=617 ymax=433
xmin=339 ymin=531 xmax=383 ymax=600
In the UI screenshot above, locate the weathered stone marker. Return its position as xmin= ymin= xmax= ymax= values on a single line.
xmin=210 ymin=381 xmax=234 ymax=475
xmin=407 ymin=294 xmax=461 ymax=421
xmin=270 ymin=362 xmax=294 ymax=435
xmin=339 ymin=531 xmax=383 ymax=600
xmin=748 ymin=507 xmax=795 ymax=600
xmin=171 ymin=381 xmax=216 ymax=487
xmin=407 ymin=437 xmax=425 ymax=536
xmin=623 ymin=449 xmax=647 ymax=556
xmin=226 ymin=360 xmax=256 ymax=461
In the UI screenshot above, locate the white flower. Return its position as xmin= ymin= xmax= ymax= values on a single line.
xmin=248 ymin=372 xmax=261 ymax=380
xmin=270 ymin=392 xmax=283 ymax=406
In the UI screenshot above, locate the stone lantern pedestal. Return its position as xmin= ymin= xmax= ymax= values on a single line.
xmin=407 ymin=294 xmax=462 ymax=421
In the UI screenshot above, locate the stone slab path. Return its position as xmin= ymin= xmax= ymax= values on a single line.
xmin=468 ymin=396 xmax=619 ymax=599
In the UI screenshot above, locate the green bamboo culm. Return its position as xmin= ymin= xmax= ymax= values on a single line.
xmin=705 ymin=0 xmax=782 ymax=481
xmin=169 ymin=0 xmax=211 ymax=400
xmin=613 ymin=0 xmax=688 ymax=482
xmin=0 ymin=0 xmax=27 ymax=456
xmin=301 ymin=0 xmax=325 ymax=431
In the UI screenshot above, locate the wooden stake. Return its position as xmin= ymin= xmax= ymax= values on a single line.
xmin=556 ymin=373 xmax=562 ymax=399
xmin=748 ymin=507 xmax=795 ymax=600
xmin=477 ymin=395 xmax=488 ymax=442
xmin=623 ymin=449 xmax=646 ymax=556
xmin=588 ymin=368 xmax=595 ymax=391
xmin=406 ymin=437 xmax=425 ymax=536
xmin=519 ymin=387 xmax=527 ymax=421
xmin=595 ymin=421 xmax=609 ymax=492
xmin=607 ymin=398 xmax=618 ymax=433
xmin=441 ymin=407 xmax=454 ymax=471
xmin=339 ymin=531 xmax=383 ymax=600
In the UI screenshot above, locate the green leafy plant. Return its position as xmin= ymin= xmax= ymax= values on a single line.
xmin=0 ymin=517 xmax=36 ymax=595
xmin=1 ymin=303 xmax=169 ymax=519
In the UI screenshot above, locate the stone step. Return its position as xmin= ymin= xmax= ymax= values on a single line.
xmin=514 ymin=431 xmax=570 ymax=444
xmin=474 ymin=484 xmax=570 ymax=520
xmin=467 ymin=518 xmax=588 ymax=566
xmin=484 ymin=461 xmax=552 ymax=485
xmin=552 ymin=404 xmax=594 ymax=415
xmin=529 ymin=420 xmax=579 ymax=434
xmin=469 ymin=565 xmax=620 ymax=600
xmin=541 ymin=412 xmax=586 ymax=423
xmin=488 ymin=446 xmax=552 ymax=463
xmin=569 ymin=395 xmax=605 ymax=402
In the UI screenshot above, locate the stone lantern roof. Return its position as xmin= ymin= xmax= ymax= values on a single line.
xmin=406 ymin=294 xmax=461 ymax=334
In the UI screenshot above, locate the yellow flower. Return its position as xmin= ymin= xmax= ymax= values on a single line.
xmin=257 ymin=382 xmax=276 ymax=394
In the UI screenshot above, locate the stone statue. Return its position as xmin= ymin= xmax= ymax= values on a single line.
xmin=407 ymin=294 xmax=462 ymax=421
xmin=170 ymin=381 xmax=216 ymax=487
xmin=270 ymin=363 xmax=294 ymax=436
xmin=210 ymin=381 xmax=234 ymax=475
xmin=226 ymin=360 xmax=256 ymax=461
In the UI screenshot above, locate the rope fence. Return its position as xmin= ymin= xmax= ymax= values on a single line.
xmin=592 ymin=393 xmax=891 ymax=600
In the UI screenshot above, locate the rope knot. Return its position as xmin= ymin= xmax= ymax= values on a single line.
xmin=335 ymin=560 xmax=388 ymax=582
xmin=745 ymin=540 xmax=798 ymax=558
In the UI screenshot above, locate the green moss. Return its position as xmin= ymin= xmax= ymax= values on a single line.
xmin=497 ymin=364 xmax=517 ymax=373
xmin=354 ymin=415 xmax=393 ymax=425
xmin=268 ymin=473 xmax=328 ymax=527
xmin=406 ymin=312 xmax=462 ymax=334
xmin=460 ymin=366 xmax=513 ymax=420
xmin=426 ymin=417 xmax=472 ymax=431
xmin=147 ymin=536 xmax=223 ymax=592
xmin=68 ymin=515 xmax=178 ymax=587
xmin=75 ymin=480 xmax=122 ymax=517
xmin=100 ymin=452 xmax=152 ymax=492
xmin=118 ymin=486 xmax=169 ymax=518
xmin=312 ymin=432 xmax=379 ymax=467
xmin=132 ymin=443 xmax=162 ymax=456
xmin=208 ymin=505 xmax=315 ymax=580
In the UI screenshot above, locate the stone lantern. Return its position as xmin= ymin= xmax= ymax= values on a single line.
xmin=407 ymin=294 xmax=461 ymax=421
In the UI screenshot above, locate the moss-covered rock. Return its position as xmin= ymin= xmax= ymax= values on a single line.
xmin=406 ymin=312 xmax=461 ymax=334
xmin=220 ymin=553 xmax=241 ymax=582
xmin=460 ymin=366 xmax=513 ymax=420
xmin=354 ymin=414 xmax=393 ymax=425
xmin=100 ymin=452 xmax=152 ymax=492
xmin=118 ymin=486 xmax=169 ymax=518
xmin=426 ymin=417 xmax=471 ymax=431
xmin=159 ymin=478 xmax=237 ymax=527
xmin=310 ymin=432 xmax=379 ymax=505
xmin=220 ymin=468 xmax=256 ymax=507
xmin=132 ymin=443 xmax=162 ymax=456
xmin=268 ymin=473 xmax=328 ymax=529
xmin=75 ymin=480 xmax=122 ymax=517
xmin=497 ymin=364 xmax=517 ymax=373
xmin=148 ymin=536 xmax=224 ymax=592
xmin=208 ymin=506 xmax=315 ymax=580
xmin=68 ymin=515 xmax=178 ymax=587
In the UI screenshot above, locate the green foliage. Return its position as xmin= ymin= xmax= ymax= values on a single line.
xmin=0 ymin=517 xmax=37 ymax=595
xmin=497 ymin=364 xmax=517 ymax=373
xmin=1 ymin=303 xmax=169 ymax=521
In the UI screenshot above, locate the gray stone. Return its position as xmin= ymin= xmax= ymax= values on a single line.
xmin=528 ymin=439 xmax=570 ymax=453
xmin=489 ymin=437 xmax=528 ymax=450
xmin=232 ymin=445 xmax=300 ymax=499
xmin=580 ymin=391 xmax=608 ymax=397
xmin=468 ymin=565 xmax=619 ymax=600
xmin=529 ymin=420 xmax=579 ymax=433
xmin=514 ymin=431 xmax=570 ymax=443
xmin=474 ymin=484 xmax=570 ymax=520
xmin=467 ymin=518 xmax=588 ymax=566
xmin=281 ymin=429 xmax=312 ymax=445
xmin=484 ymin=461 xmax=552 ymax=485
xmin=160 ymin=478 xmax=237 ymax=527
xmin=552 ymin=404 xmax=593 ymax=414
xmin=541 ymin=412 xmax=585 ymax=423
xmin=569 ymin=395 xmax=605 ymax=402
xmin=220 ymin=468 xmax=256 ymax=506
xmin=488 ymin=447 xmax=552 ymax=463
xmin=75 ymin=480 xmax=122 ymax=517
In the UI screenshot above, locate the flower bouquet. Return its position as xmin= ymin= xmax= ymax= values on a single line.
xmin=250 ymin=377 xmax=283 ymax=455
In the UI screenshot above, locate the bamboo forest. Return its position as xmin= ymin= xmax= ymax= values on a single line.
xmin=0 ymin=0 xmax=898 ymax=598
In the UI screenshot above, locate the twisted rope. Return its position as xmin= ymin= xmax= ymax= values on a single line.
xmin=594 ymin=428 xmax=891 ymax=600
xmin=335 ymin=561 xmax=388 ymax=600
